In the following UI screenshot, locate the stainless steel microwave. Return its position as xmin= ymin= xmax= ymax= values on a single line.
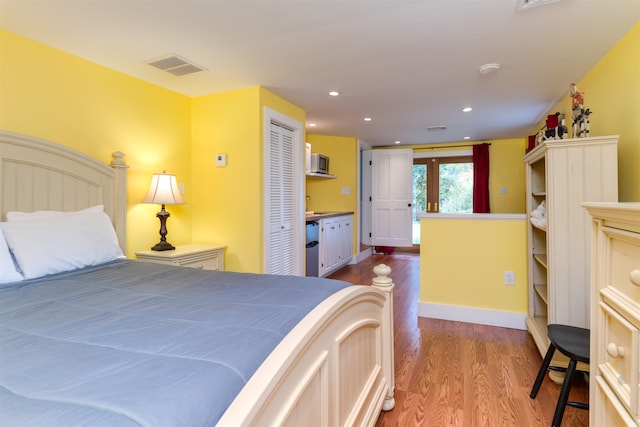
xmin=310 ymin=153 xmax=329 ymax=174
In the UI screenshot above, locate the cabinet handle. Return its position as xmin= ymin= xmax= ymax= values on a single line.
xmin=606 ymin=342 xmax=625 ymax=358
xmin=630 ymin=269 xmax=640 ymax=286
xmin=427 ymin=202 xmax=431 ymax=211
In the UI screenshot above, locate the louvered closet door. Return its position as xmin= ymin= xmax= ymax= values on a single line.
xmin=265 ymin=122 xmax=295 ymax=275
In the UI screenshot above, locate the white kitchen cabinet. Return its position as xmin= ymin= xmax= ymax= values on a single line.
xmin=339 ymin=216 xmax=353 ymax=268
xmin=523 ymin=136 xmax=618 ymax=358
xmin=321 ymin=216 xmax=341 ymax=275
xmin=584 ymin=203 xmax=640 ymax=427
xmin=319 ymin=214 xmax=353 ymax=277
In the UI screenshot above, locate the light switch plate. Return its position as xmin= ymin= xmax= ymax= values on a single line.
xmin=504 ymin=271 xmax=515 ymax=285
xmin=215 ymin=153 xmax=227 ymax=167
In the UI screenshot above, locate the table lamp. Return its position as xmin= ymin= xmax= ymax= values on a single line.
xmin=142 ymin=171 xmax=185 ymax=251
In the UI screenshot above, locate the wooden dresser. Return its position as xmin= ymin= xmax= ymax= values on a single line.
xmin=584 ymin=203 xmax=640 ymax=426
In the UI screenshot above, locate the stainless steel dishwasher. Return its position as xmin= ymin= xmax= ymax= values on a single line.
xmin=305 ymin=221 xmax=319 ymax=277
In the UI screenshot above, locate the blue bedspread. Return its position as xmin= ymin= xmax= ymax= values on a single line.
xmin=0 ymin=260 xmax=350 ymax=426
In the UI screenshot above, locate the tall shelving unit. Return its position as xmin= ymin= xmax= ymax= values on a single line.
xmin=523 ymin=135 xmax=618 ymax=357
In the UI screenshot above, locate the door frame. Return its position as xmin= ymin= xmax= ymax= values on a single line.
xmin=263 ymin=107 xmax=304 ymax=275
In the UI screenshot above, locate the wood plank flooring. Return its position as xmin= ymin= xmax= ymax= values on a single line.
xmin=328 ymin=253 xmax=589 ymax=427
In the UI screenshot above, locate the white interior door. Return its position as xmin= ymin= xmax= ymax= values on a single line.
xmin=264 ymin=108 xmax=303 ymax=275
xmin=371 ymin=148 xmax=413 ymax=247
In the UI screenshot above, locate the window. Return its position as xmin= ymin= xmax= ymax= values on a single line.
xmin=412 ymin=155 xmax=473 ymax=244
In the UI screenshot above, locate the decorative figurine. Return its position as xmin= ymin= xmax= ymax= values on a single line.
xmin=541 ymin=112 xmax=568 ymax=141
xmin=570 ymin=83 xmax=591 ymax=138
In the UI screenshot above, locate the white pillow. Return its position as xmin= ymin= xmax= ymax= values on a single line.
xmin=0 ymin=229 xmax=23 ymax=284
xmin=6 ymin=205 xmax=104 ymax=222
xmin=2 ymin=210 xmax=125 ymax=279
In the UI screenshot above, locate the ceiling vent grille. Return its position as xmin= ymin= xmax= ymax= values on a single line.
xmin=146 ymin=54 xmax=206 ymax=76
xmin=426 ymin=125 xmax=447 ymax=132
xmin=517 ymin=0 xmax=564 ymax=10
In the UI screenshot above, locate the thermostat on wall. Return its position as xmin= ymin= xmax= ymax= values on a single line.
xmin=215 ymin=153 xmax=227 ymax=167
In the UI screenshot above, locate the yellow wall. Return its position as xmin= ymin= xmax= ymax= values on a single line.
xmin=190 ymin=86 xmax=305 ymax=273
xmin=306 ymin=134 xmax=360 ymax=255
xmin=420 ymin=216 xmax=528 ymax=314
xmin=539 ymin=22 xmax=640 ymax=202
xmin=0 ymin=30 xmax=193 ymax=257
xmin=191 ymin=88 xmax=262 ymax=272
xmin=487 ymin=138 xmax=527 ymax=213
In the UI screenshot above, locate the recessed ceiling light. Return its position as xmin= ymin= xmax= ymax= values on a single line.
xmin=394 ymin=141 xmax=401 ymax=144
xmin=462 ymin=107 xmax=473 ymax=112
xmin=479 ymin=63 xmax=500 ymax=74
xmin=329 ymin=91 xmax=340 ymax=96
xmin=464 ymin=136 xmax=471 ymax=140
xmin=308 ymin=123 xmax=316 ymax=127
xmin=364 ymin=117 xmax=372 ymax=122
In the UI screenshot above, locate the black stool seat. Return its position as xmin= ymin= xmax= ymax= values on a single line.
xmin=530 ymin=324 xmax=590 ymax=427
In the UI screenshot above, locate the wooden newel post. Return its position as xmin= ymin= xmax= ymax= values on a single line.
xmin=372 ymin=263 xmax=396 ymax=411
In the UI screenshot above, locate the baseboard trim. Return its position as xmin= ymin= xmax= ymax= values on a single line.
xmin=417 ymin=302 xmax=527 ymax=330
xmin=354 ymin=247 xmax=372 ymax=264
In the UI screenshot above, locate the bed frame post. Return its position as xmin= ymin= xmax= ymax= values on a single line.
xmin=110 ymin=151 xmax=128 ymax=253
xmin=371 ymin=263 xmax=396 ymax=411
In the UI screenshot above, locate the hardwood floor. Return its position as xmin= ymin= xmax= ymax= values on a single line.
xmin=328 ymin=253 xmax=589 ymax=427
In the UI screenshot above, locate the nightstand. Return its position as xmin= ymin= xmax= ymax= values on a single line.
xmin=135 ymin=244 xmax=226 ymax=271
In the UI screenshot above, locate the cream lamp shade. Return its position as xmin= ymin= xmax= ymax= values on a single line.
xmin=142 ymin=173 xmax=185 ymax=205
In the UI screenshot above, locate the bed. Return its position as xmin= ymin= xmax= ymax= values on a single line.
xmin=0 ymin=130 xmax=395 ymax=426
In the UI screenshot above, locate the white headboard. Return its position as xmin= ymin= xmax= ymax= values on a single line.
xmin=0 ymin=130 xmax=128 ymax=252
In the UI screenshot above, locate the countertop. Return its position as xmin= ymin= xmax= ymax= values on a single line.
xmin=305 ymin=211 xmax=354 ymax=221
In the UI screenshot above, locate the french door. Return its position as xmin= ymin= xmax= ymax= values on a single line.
xmin=412 ymin=155 xmax=473 ymax=244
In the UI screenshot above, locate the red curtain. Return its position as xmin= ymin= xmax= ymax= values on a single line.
xmin=473 ymin=143 xmax=490 ymax=213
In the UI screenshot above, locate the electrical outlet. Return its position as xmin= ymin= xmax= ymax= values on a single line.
xmin=504 ymin=271 xmax=515 ymax=285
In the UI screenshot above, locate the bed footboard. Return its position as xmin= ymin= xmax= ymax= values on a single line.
xmin=217 ymin=264 xmax=395 ymax=427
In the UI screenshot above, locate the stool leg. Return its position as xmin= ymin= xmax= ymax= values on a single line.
xmin=552 ymin=358 xmax=578 ymax=427
xmin=530 ymin=344 xmax=556 ymax=399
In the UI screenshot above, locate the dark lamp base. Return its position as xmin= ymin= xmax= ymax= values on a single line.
xmin=151 ymin=205 xmax=176 ymax=251
xmin=151 ymin=241 xmax=176 ymax=251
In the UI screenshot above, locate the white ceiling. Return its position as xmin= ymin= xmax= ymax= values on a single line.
xmin=1 ymin=0 xmax=638 ymax=147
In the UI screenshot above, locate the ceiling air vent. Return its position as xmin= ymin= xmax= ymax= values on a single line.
xmin=426 ymin=125 xmax=447 ymax=132
xmin=517 ymin=0 xmax=564 ymax=10
xmin=146 ymin=54 xmax=206 ymax=76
